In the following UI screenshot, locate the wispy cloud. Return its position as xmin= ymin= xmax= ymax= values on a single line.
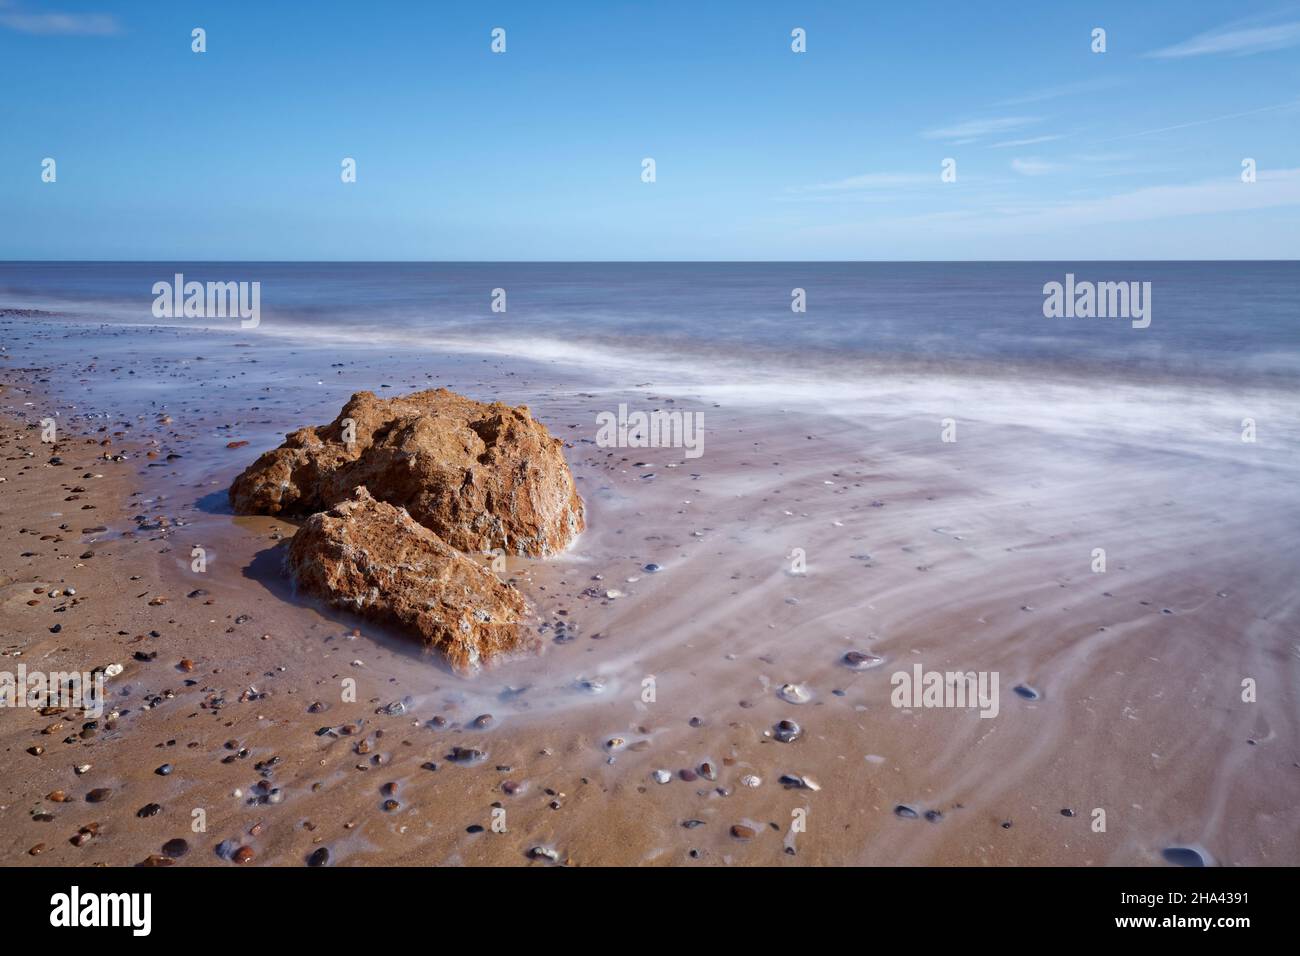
xmin=0 ymin=2 xmax=119 ymax=35
xmin=989 ymin=134 xmax=1065 ymax=149
xmin=945 ymin=169 xmax=1300 ymax=232
xmin=1146 ymin=19 xmax=1300 ymax=58
xmin=922 ymin=116 xmax=1039 ymax=143
xmin=1010 ymin=157 xmax=1058 ymax=176
xmin=1096 ymin=98 xmax=1300 ymax=142
xmin=996 ymin=77 xmax=1123 ymax=106
xmin=795 ymin=172 xmax=934 ymax=193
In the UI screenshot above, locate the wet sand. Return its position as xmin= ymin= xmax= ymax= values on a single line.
xmin=1 ymin=317 xmax=1297 ymax=866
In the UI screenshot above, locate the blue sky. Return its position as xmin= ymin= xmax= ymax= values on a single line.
xmin=2 ymin=0 xmax=1298 ymax=260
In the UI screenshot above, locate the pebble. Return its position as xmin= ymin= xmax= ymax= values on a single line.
xmin=730 ymin=824 xmax=756 ymax=840
xmin=643 ymin=563 xmax=663 ymax=573
xmin=1013 ymin=684 xmax=1041 ymax=701
xmin=137 ymin=803 xmax=163 ymax=818
xmin=308 ymin=847 xmax=330 ymax=867
xmin=162 ymin=838 xmax=189 ymax=858
xmin=652 ymin=770 xmax=672 ymax=784
xmin=894 ymin=805 xmax=919 ymax=819
xmin=528 ymin=846 xmax=559 ymax=863
xmin=778 ymin=774 xmax=820 ymax=791
xmin=155 ymin=764 xmax=172 ymax=776
xmin=1162 ymin=845 xmax=1211 ymax=867
xmin=740 ymin=774 xmax=761 ymax=788
xmin=842 ymin=651 xmax=884 ymax=670
xmin=778 ymin=683 xmax=811 ymax=704
xmin=773 ymin=719 xmax=801 ymax=743
xmin=86 ymin=788 xmax=112 ymax=803
xmin=232 ymin=845 xmax=255 ymax=864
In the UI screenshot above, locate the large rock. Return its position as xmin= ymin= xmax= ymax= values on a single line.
xmin=286 ymin=487 xmax=533 ymax=674
xmin=230 ymin=388 xmax=584 ymax=556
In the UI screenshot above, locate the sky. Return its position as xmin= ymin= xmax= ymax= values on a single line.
xmin=1 ymin=0 xmax=1298 ymax=260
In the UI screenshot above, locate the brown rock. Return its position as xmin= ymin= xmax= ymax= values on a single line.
xmin=286 ymin=488 xmax=533 ymax=674
xmin=229 ymin=388 xmax=584 ymax=556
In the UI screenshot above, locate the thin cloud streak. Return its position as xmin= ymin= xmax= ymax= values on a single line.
xmin=1096 ymin=99 xmax=1300 ymax=142
xmin=1147 ymin=20 xmax=1300 ymax=58
xmin=922 ymin=116 xmax=1039 ymax=142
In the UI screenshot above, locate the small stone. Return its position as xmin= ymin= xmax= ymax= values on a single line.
xmin=232 ymin=845 xmax=255 ymax=864
xmin=155 ymin=764 xmax=172 ymax=776
xmin=778 ymin=683 xmax=811 ymax=704
xmin=137 ymin=803 xmax=163 ymax=818
xmin=86 ymin=788 xmax=112 ymax=803
xmin=774 ymin=719 xmax=801 ymax=743
xmin=652 ymin=770 xmax=671 ymax=784
xmin=894 ymin=805 xmax=919 ymax=819
xmin=308 ymin=847 xmax=330 ymax=867
xmin=740 ymin=774 xmax=761 ymax=788
xmin=730 ymin=824 xmax=756 ymax=840
xmin=842 ymin=650 xmax=883 ymax=670
xmin=162 ymin=838 xmax=189 ymax=858
xmin=528 ymin=845 xmax=559 ymax=863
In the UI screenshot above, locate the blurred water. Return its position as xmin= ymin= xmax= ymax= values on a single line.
xmin=3 ymin=261 xmax=1298 ymax=386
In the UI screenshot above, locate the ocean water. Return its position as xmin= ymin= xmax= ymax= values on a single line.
xmin=3 ymin=261 xmax=1298 ymax=386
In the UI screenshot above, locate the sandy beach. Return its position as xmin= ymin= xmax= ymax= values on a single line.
xmin=2 ymin=312 xmax=1296 ymax=868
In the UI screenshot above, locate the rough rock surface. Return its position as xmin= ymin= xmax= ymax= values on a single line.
xmin=286 ymin=487 xmax=532 ymax=674
xmin=230 ymin=388 xmax=584 ymax=557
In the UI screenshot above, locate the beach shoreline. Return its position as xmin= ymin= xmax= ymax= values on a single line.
xmin=1 ymin=314 xmax=1297 ymax=867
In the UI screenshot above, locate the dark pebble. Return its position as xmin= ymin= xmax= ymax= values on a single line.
xmin=1162 ymin=846 xmax=1209 ymax=867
